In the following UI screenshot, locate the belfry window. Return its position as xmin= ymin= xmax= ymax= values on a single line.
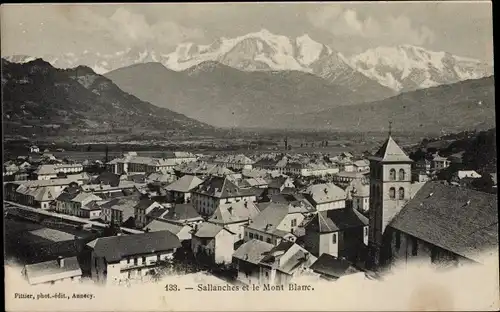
xmin=399 ymin=169 xmax=406 ymax=181
xmin=389 ymin=187 xmax=396 ymax=199
xmin=389 ymin=169 xmax=396 ymax=181
xmin=398 ymin=187 xmax=405 ymax=200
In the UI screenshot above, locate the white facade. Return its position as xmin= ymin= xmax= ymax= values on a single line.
xmin=90 ymin=250 xmax=175 ymax=285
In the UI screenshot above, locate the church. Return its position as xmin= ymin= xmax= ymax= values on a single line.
xmin=366 ymin=131 xmax=498 ymax=270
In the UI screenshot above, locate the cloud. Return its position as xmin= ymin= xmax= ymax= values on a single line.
xmin=308 ymin=6 xmax=436 ymax=46
xmin=67 ymin=7 xmax=204 ymax=50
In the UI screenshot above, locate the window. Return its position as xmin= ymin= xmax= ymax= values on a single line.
xmin=291 ymin=219 xmax=297 ymax=227
xmin=259 ymin=235 xmax=264 ymax=241
xmin=332 ymin=233 xmax=337 ymax=244
xmin=127 ymin=258 xmax=130 ymax=264
xmin=364 ymin=227 xmax=368 ymax=236
xmin=157 ymin=255 xmax=161 ymax=262
xmin=395 ymin=232 xmax=401 ymax=250
xmin=238 ymin=233 xmax=242 ymax=239
xmin=398 ymin=187 xmax=405 ymax=200
xmin=389 ymin=187 xmax=396 ymax=199
xmin=249 ymin=233 xmax=254 ymax=239
xmin=266 ymin=238 xmax=271 ymax=243
xmin=389 ymin=169 xmax=396 ymax=181
xmin=399 ymin=169 xmax=406 ymax=181
xmin=134 ymin=258 xmax=138 ymax=265
xmin=411 ymin=237 xmax=418 ymax=256
xmin=142 ymin=256 xmax=146 ymax=264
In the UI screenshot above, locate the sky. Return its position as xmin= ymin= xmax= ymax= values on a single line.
xmin=0 ymin=2 xmax=494 ymax=62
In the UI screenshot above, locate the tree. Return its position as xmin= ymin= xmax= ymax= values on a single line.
xmin=103 ymin=223 xmax=121 ymax=237
xmin=471 ymin=174 xmax=495 ymax=193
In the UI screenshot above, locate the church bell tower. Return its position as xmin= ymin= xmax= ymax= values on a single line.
xmin=367 ymin=123 xmax=413 ymax=269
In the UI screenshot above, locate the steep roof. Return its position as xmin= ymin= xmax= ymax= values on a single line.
xmin=193 ymin=176 xmax=255 ymax=198
xmin=371 ymin=136 xmax=412 ymax=162
xmin=162 ymin=203 xmax=201 ymax=222
xmin=310 ymin=253 xmax=360 ymax=278
xmin=247 ymin=203 xmax=295 ymax=235
xmin=165 ymin=175 xmax=204 ymax=193
xmin=209 ymin=201 xmax=260 ymax=224
xmin=144 ymin=220 xmax=185 ymax=234
xmin=193 ymin=222 xmax=232 ymax=238
xmin=24 ymin=256 xmax=82 ymax=285
xmin=304 ymin=183 xmax=346 ymax=204
xmin=389 ymin=182 xmax=498 ymax=263
xmin=87 ymin=231 xmax=181 ymax=263
xmin=232 ymin=239 xmax=274 ymax=265
xmin=306 ymin=208 xmax=368 ymax=233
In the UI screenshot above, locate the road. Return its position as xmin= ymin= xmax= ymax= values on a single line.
xmin=4 ymin=200 xmax=143 ymax=234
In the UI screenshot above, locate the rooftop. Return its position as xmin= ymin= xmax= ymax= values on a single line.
xmin=87 ymin=231 xmax=181 ymax=263
xmin=24 ymin=256 xmax=82 ymax=285
xmin=389 ymin=182 xmax=498 ymax=263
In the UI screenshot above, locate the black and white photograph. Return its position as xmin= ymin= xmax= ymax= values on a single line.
xmin=2 ymin=2 xmax=498 ymax=311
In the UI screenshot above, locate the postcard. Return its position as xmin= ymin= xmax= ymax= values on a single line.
xmin=2 ymin=2 xmax=498 ymax=311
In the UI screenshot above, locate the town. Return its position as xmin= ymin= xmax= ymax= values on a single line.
xmin=3 ymin=128 xmax=498 ymax=288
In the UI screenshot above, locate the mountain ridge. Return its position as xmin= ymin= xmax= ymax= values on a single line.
xmin=4 ymin=29 xmax=491 ymax=93
xmin=1 ymin=58 xmax=213 ymax=138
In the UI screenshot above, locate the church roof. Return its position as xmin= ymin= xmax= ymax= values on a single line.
xmin=371 ymin=136 xmax=412 ymax=163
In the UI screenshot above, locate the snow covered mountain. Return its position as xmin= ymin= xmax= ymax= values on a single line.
xmin=4 ymin=30 xmax=491 ymax=94
xmin=348 ymin=45 xmax=493 ymax=92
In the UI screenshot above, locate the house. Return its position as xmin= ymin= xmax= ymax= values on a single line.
xmin=164 ymin=175 xmax=204 ymax=203
xmin=70 ymin=192 xmax=103 ymax=217
xmin=208 ymin=201 xmax=261 ymax=242
xmin=146 ymin=172 xmax=176 ymax=185
xmin=414 ymin=159 xmax=432 ymax=174
xmin=309 ymin=253 xmax=361 ymax=281
xmin=336 ymin=158 xmax=354 ymax=172
xmin=232 ymin=240 xmax=317 ymax=286
xmin=412 ymin=170 xmax=431 ymax=183
xmin=3 ymin=163 xmax=19 ymax=176
xmin=87 ymin=231 xmax=181 ymax=284
xmin=191 ymin=222 xmax=236 ymax=264
xmin=191 ymin=176 xmax=257 ymax=216
xmin=350 ymin=180 xmax=370 ymax=213
xmin=143 ymin=220 xmax=193 ymax=242
xmin=241 ymin=177 xmax=269 ymax=189
xmin=431 ymin=153 xmax=451 ymax=171
xmin=455 ymin=170 xmax=482 ymax=180
xmin=30 ymin=145 xmax=40 ymax=153
xmin=213 ymin=154 xmax=254 ymax=170
xmin=303 ymin=183 xmax=347 ymax=212
xmin=100 ymin=197 xmax=140 ymax=226
xmin=303 ymin=208 xmax=368 ymax=262
xmin=80 ymin=201 xmax=103 ymax=220
xmin=134 ymin=199 xmax=164 ymax=229
xmin=244 ymin=202 xmax=306 ymax=245
xmin=383 ymin=182 xmax=498 ymax=267
xmin=332 ymin=170 xmax=370 ymax=187
xmin=353 ymin=159 xmax=370 ymax=172
xmin=156 ymin=203 xmax=203 ymax=226
xmin=35 ymin=164 xmax=58 ymax=180
xmin=106 ymin=153 xmax=193 ymax=175
xmin=15 ymin=185 xmax=60 ymax=209
xmin=266 ymin=192 xmax=315 ymax=212
xmin=266 ymin=176 xmax=295 ymax=196
xmin=23 ymin=256 xmax=82 ymax=285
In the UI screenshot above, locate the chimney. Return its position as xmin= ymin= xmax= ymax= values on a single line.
xmin=58 ymin=256 xmax=64 ymax=268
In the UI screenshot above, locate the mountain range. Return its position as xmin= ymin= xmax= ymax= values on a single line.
xmin=1 ymin=58 xmax=212 ymax=138
xmin=104 ymin=61 xmax=386 ymax=127
xmin=289 ymin=76 xmax=495 ymax=133
xmin=4 ymin=29 xmax=492 ymax=93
